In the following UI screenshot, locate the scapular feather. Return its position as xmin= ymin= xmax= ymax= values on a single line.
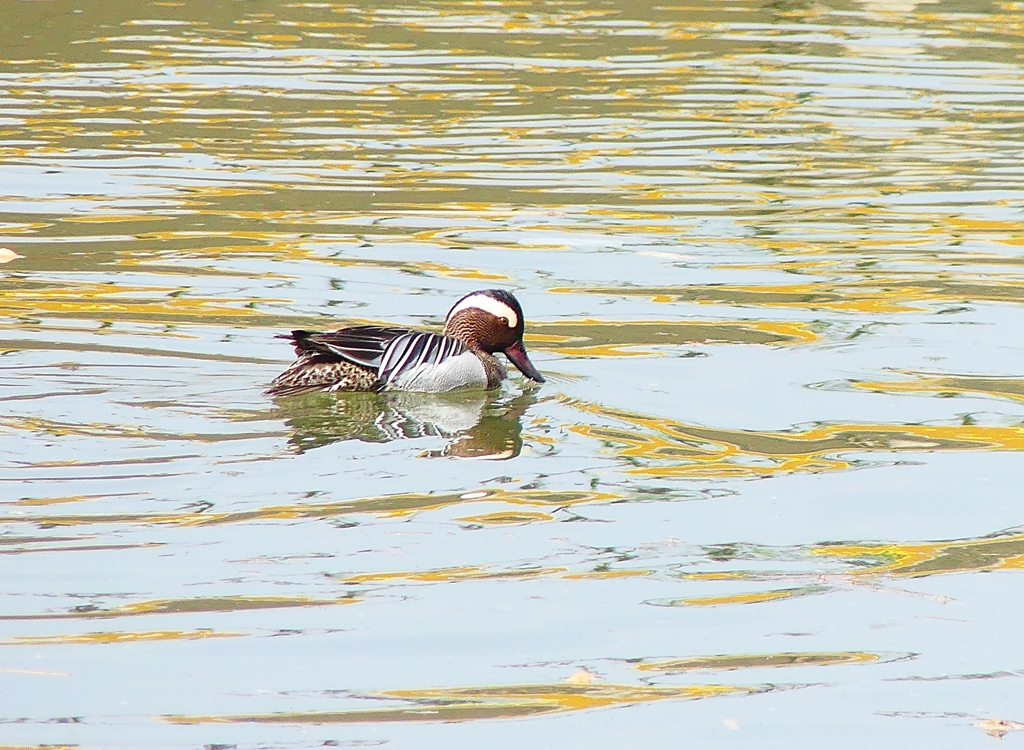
xmin=287 ymin=326 xmax=412 ymax=369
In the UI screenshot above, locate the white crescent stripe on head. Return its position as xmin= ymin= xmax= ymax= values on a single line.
xmin=447 ymin=294 xmax=518 ymax=328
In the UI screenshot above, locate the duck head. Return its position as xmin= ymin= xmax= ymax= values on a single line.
xmin=443 ymin=289 xmax=545 ymax=383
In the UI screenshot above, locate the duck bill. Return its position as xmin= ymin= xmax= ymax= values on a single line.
xmin=503 ymin=340 xmax=545 ymax=383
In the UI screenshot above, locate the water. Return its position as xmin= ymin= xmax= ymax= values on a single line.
xmin=2 ymin=0 xmax=1024 ymax=746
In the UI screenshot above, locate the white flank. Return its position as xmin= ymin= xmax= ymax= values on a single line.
xmin=387 ymin=350 xmax=490 ymax=392
xmin=447 ymin=294 xmax=518 ymax=328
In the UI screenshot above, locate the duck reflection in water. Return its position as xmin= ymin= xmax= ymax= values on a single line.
xmin=272 ymin=389 xmax=537 ymax=458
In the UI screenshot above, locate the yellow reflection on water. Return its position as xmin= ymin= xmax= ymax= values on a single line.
xmin=455 ymin=511 xmax=557 ymax=525
xmin=165 ymin=682 xmax=755 ymax=724
xmin=341 ymin=565 xmax=566 ymax=584
xmin=338 ymin=561 xmax=655 ymax=585
xmin=569 ymin=399 xmax=1024 ymax=479
xmin=0 ymin=268 xmax=505 ymax=327
xmin=677 ymin=531 xmax=1024 ymax=609
xmin=812 ymin=531 xmax=1024 ymax=578
xmin=529 ymin=318 xmax=819 ymax=355
xmin=329 ymin=528 xmax=1024 ymax=602
xmin=636 ymin=651 xmax=884 ymax=672
xmin=0 ymin=595 xmax=358 ymax=621
xmin=661 ymin=585 xmax=829 ymax=608
xmin=554 ymin=273 xmax=1024 ymax=313
xmin=0 ymin=278 xmax=280 ymax=325
xmin=563 ymin=569 xmax=652 ymax=580
xmin=2 ymin=629 xmax=242 ymax=646
xmin=851 ymin=371 xmax=1024 ymax=404
xmin=9 ymin=488 xmax=619 ymax=528
xmin=7 ymin=493 xmax=120 ymax=507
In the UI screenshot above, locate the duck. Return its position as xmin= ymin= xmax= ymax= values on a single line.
xmin=267 ymin=289 xmax=545 ymax=395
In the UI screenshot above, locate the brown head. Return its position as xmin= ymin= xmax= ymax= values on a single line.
xmin=443 ymin=289 xmax=545 ymax=383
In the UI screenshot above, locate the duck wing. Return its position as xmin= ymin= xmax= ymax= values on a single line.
xmin=282 ymin=326 xmax=411 ymax=369
xmin=378 ymin=331 xmax=468 ymax=385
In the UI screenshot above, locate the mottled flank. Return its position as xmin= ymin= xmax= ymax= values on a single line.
xmin=267 ymin=355 xmax=381 ymax=396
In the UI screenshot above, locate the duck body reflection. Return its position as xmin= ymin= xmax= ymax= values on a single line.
xmin=273 ymin=388 xmax=536 ymax=459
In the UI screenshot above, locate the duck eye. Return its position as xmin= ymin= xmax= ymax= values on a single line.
xmin=499 ymin=317 xmax=509 ymax=326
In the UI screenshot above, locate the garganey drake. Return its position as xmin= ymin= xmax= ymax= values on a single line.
xmin=268 ymin=289 xmax=545 ymax=395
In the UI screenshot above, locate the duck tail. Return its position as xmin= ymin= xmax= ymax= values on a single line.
xmin=277 ymin=330 xmax=322 ymax=356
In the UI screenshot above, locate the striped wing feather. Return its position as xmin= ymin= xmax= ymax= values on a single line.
xmin=379 ymin=332 xmax=467 ymax=385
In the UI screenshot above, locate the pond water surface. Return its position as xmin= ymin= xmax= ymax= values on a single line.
xmin=2 ymin=0 xmax=1024 ymax=747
